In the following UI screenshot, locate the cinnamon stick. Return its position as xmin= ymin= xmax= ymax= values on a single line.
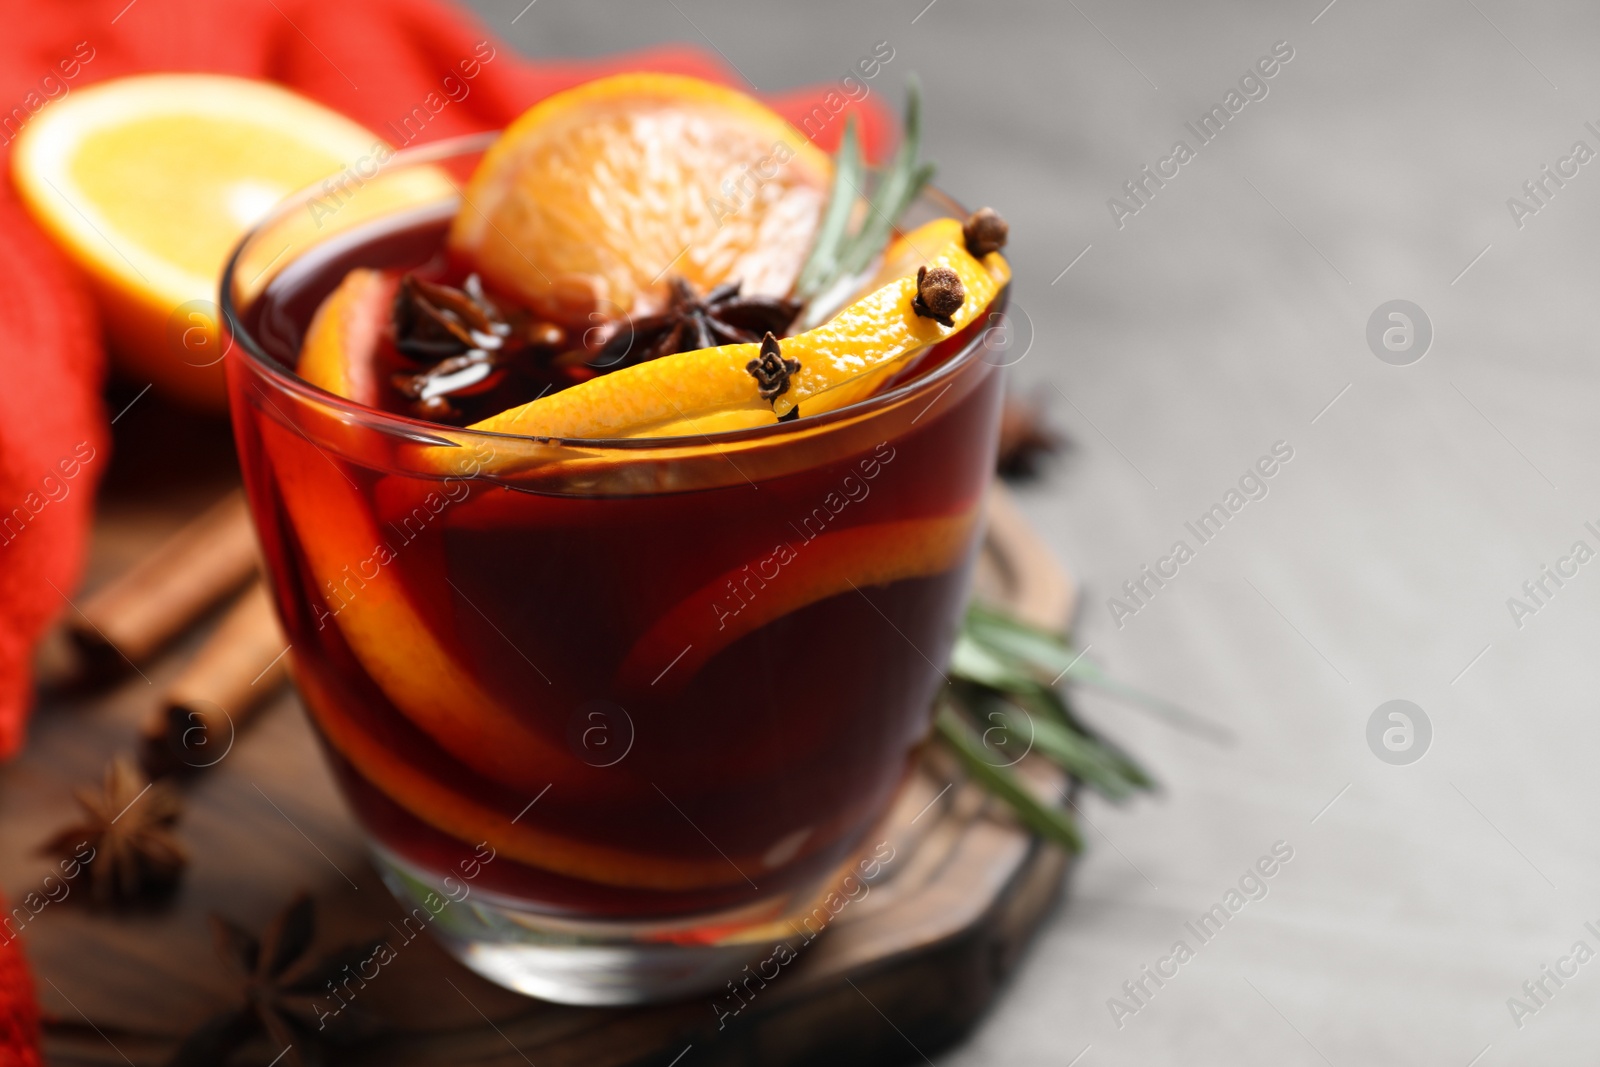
xmin=71 ymin=490 xmax=258 ymax=672
xmin=142 ymin=580 xmax=290 ymax=775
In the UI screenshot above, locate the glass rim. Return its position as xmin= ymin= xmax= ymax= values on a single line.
xmin=219 ymin=131 xmax=1008 ymax=451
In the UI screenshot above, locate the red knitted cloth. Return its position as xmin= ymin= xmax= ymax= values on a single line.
xmin=0 ymin=924 xmax=38 ymax=1067
xmin=0 ymin=0 xmax=890 ymax=1057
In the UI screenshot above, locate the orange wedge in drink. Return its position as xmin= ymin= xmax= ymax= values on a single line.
xmin=296 ymin=268 xmax=397 ymax=407
xmin=11 ymin=74 xmax=398 ymax=411
xmin=257 ymin=289 xmax=604 ymax=795
xmin=292 ymin=665 xmax=750 ymax=891
xmin=449 ymin=72 xmax=832 ymax=328
xmin=617 ymin=505 xmax=982 ymax=693
xmin=259 ymin=416 xmax=575 ymax=795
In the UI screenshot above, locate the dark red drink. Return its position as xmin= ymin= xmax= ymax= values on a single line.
xmin=223 ymin=137 xmax=1006 ymax=1002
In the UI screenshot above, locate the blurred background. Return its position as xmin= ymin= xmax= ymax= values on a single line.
xmin=8 ymin=0 xmax=1600 ymax=1063
xmin=467 ymin=0 xmax=1600 ymax=1063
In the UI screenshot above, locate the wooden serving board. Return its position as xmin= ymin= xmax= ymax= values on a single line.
xmin=4 ymin=404 xmax=1077 ymax=1067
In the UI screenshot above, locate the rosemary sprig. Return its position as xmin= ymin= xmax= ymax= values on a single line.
xmin=793 ymin=117 xmax=864 ymax=301
xmin=963 ymin=603 xmax=1234 ymax=743
xmin=938 ymin=602 xmax=1217 ymax=852
xmin=935 ymin=703 xmax=1083 ymax=852
xmin=794 ymin=78 xmax=936 ymax=323
xmin=833 ymin=77 xmax=934 ymax=281
xmin=959 ymin=683 xmax=1153 ymax=803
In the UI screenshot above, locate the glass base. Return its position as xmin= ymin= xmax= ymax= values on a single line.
xmin=372 ymin=845 xmax=820 ymax=1006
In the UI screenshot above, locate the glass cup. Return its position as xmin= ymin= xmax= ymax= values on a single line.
xmin=221 ymin=135 xmax=1007 ymax=1005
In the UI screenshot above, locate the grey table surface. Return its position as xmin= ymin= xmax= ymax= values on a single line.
xmin=478 ymin=1 xmax=1597 ymax=1063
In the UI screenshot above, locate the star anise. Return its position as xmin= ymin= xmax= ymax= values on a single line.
xmin=168 ymin=892 xmax=386 ymax=1067
xmin=996 ymin=393 xmax=1065 ymax=480
xmin=39 ymin=756 xmax=185 ymax=905
xmin=392 ymin=273 xmax=510 ymax=361
xmin=594 ymin=277 xmax=799 ymax=369
xmin=389 ymin=273 xmax=568 ymax=422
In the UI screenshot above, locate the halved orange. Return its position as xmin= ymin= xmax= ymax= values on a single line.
xmin=449 ymin=73 xmax=832 ymax=328
xmin=11 ymin=74 xmax=398 ymax=411
xmin=468 ymin=234 xmax=1009 ymax=441
xmin=617 ymin=505 xmax=982 ymax=692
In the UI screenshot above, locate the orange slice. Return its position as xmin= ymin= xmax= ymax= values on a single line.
xmin=868 ymin=217 xmax=966 ymax=291
xmin=618 ymin=505 xmax=981 ymax=692
xmin=258 ymin=410 xmax=574 ymax=796
xmin=780 ymin=236 xmax=1007 ymax=419
xmin=297 ymin=268 xmax=396 ymax=406
xmin=469 ymin=236 xmax=1008 ymax=441
xmin=292 ymin=665 xmax=748 ymax=891
xmin=801 ymin=217 xmax=972 ymax=414
xmin=449 ymin=72 xmax=832 ymax=327
xmin=11 ymin=74 xmax=394 ymax=411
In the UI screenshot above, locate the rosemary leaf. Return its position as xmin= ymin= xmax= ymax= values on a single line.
xmin=988 ymin=658 xmax=1163 ymax=796
xmin=834 ymin=81 xmax=933 ymax=279
xmin=936 ymin=703 xmax=1083 ymax=852
xmin=795 ymin=117 xmax=863 ymax=300
xmin=939 ymin=601 xmax=1169 ymax=840
xmin=949 ymin=630 xmax=1035 ymax=692
xmin=965 ymin=601 xmax=1082 ymax=674
xmin=793 ymin=79 xmax=935 ymax=320
xmin=968 ymin=687 xmax=1155 ymax=802
xmin=1065 ymin=661 xmax=1234 ymax=744
xmin=964 ymin=603 xmax=1232 ymax=743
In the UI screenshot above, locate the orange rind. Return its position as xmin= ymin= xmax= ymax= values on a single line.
xmin=467 ymin=236 xmax=1008 ymax=441
xmin=258 ymin=410 xmax=572 ymax=796
xmin=296 ymin=267 xmax=396 ymax=407
xmin=618 ymin=505 xmax=981 ymax=692
xmin=292 ymin=665 xmax=751 ymax=891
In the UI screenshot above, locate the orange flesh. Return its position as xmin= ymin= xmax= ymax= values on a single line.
xmin=449 ymin=73 xmax=832 ymax=326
